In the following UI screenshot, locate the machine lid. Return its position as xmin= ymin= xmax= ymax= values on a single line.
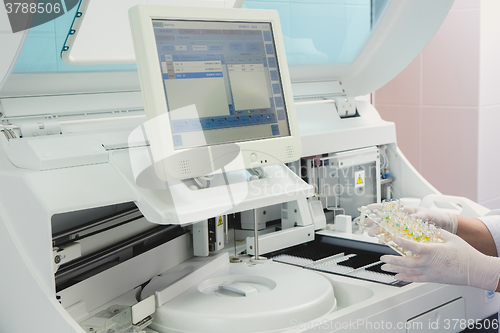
xmin=143 ymin=263 xmax=337 ymax=333
xmin=0 ymin=0 xmax=454 ymax=119
xmin=245 ymin=0 xmax=454 ymax=98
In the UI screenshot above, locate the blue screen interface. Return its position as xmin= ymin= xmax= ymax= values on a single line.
xmin=152 ymin=19 xmax=291 ymax=149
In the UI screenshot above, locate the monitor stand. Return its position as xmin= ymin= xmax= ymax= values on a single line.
xmin=111 ymin=147 xmax=314 ymax=225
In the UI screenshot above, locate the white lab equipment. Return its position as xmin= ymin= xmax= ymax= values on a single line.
xmin=334 ymin=215 xmax=352 ymax=234
xmin=1 ymin=0 xmax=499 ymax=332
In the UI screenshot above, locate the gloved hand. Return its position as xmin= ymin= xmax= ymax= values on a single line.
xmin=363 ymin=203 xmax=458 ymax=234
xmin=405 ymin=206 xmax=458 ymax=234
xmin=380 ymin=230 xmax=500 ymax=291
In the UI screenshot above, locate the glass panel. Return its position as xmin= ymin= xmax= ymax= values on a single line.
xmin=13 ymin=4 xmax=136 ymax=73
xmin=243 ymin=0 xmax=390 ymax=65
xmin=372 ymin=0 xmax=390 ymax=26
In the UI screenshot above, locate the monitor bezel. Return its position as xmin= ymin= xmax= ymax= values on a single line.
xmin=129 ymin=5 xmax=301 ymax=178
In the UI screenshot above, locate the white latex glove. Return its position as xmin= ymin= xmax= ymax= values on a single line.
xmin=380 ymin=230 xmax=500 ymax=291
xmin=364 ymin=203 xmax=458 ymax=234
xmin=405 ymin=206 xmax=458 ymax=234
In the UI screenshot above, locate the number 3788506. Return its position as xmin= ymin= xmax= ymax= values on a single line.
xmin=5 ymin=2 xmax=61 ymax=14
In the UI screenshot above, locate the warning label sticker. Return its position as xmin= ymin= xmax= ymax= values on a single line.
xmin=355 ymin=170 xmax=365 ymax=188
xmin=218 ymin=216 xmax=223 ymax=226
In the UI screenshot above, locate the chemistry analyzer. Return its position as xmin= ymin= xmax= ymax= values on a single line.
xmin=0 ymin=1 xmax=498 ymax=332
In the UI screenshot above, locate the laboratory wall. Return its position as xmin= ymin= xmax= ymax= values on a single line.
xmin=374 ymin=0 xmax=500 ymax=210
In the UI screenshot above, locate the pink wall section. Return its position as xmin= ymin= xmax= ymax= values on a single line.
xmin=421 ymin=8 xmax=480 ymax=107
xmin=478 ymin=106 xmax=500 ymax=207
xmin=477 ymin=1 xmax=500 ymax=209
xmin=374 ymin=1 xmax=481 ymax=202
xmin=420 ymin=107 xmax=478 ymax=200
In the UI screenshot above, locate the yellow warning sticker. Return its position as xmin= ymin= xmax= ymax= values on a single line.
xmin=355 ymin=170 xmax=365 ymax=188
xmin=218 ymin=216 xmax=223 ymax=226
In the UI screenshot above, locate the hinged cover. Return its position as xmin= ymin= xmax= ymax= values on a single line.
xmin=1 ymin=0 xmax=453 ymax=120
xmin=1 ymin=0 xmax=453 ymax=127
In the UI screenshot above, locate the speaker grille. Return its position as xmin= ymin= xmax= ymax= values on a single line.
xmin=269 ymin=145 xmax=298 ymax=161
xmin=285 ymin=145 xmax=296 ymax=159
xmin=178 ymin=160 xmax=191 ymax=176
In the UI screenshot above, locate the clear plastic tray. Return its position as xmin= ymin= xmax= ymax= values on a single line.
xmin=362 ymin=199 xmax=445 ymax=256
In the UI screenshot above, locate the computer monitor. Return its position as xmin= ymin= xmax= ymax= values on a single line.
xmin=129 ymin=5 xmax=301 ymax=180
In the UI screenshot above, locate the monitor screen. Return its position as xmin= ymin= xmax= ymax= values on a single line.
xmin=151 ymin=19 xmax=291 ymax=150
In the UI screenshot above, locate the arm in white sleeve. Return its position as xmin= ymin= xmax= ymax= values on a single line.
xmin=476 ymin=213 xmax=500 ymax=258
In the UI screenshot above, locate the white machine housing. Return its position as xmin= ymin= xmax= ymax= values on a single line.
xmin=1 ymin=0 xmax=500 ymax=333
